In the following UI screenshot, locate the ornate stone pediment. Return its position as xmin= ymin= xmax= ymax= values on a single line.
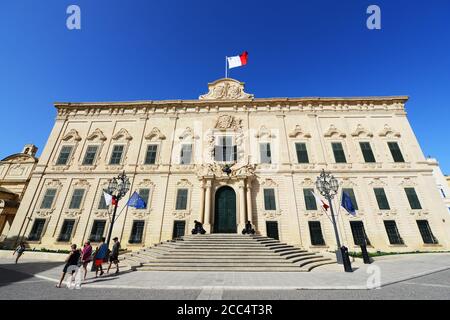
xmin=199 ymin=78 xmax=254 ymax=100
xmin=255 ymin=125 xmax=275 ymax=139
xmin=324 ymin=125 xmax=346 ymax=138
xmin=87 ymin=128 xmax=107 ymax=141
xmin=62 ymin=129 xmax=82 ymax=142
xmin=288 ymin=125 xmax=311 ymax=138
xmin=145 ymin=127 xmax=166 ymax=141
xmin=379 ymin=124 xmax=401 ymax=138
xmin=214 ymin=115 xmax=243 ymax=130
xmin=112 ymin=128 xmax=133 ymax=141
xmin=351 ymin=124 xmax=373 ymax=138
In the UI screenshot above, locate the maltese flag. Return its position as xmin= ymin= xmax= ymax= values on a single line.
xmin=103 ymin=191 xmax=113 ymax=206
xmin=227 ymin=51 xmax=248 ymax=69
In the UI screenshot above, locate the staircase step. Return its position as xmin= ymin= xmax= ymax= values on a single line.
xmin=118 ymin=234 xmax=336 ymax=273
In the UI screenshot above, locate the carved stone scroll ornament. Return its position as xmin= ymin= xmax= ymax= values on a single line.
xmin=214 ymin=115 xmax=243 ymax=130
xmin=199 ymin=78 xmax=254 ymax=100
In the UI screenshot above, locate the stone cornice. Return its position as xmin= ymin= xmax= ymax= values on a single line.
xmin=55 ymin=96 xmax=408 ymax=109
xmin=54 ymin=96 xmax=408 ymax=118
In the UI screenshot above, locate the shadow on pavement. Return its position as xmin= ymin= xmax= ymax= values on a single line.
xmin=0 ymin=261 xmax=63 ymax=287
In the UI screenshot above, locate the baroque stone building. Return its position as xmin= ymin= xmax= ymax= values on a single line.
xmin=4 ymin=78 xmax=450 ymax=253
xmin=0 ymin=145 xmax=38 ymax=242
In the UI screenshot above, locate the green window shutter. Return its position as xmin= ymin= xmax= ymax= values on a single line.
xmin=41 ymin=188 xmax=57 ymax=209
xmin=69 ymin=189 xmax=85 ymax=209
xmin=109 ymin=145 xmax=124 ymax=165
xmin=28 ymin=219 xmax=46 ymax=241
xmin=416 ymin=220 xmax=438 ymax=244
xmin=388 ymin=142 xmax=405 ymax=163
xmin=129 ymin=221 xmax=145 ymax=244
xmin=295 ymin=143 xmax=309 ymax=164
xmin=303 ymin=188 xmax=317 ymax=210
xmin=57 ymin=219 xmax=75 ymax=242
xmin=308 ymin=221 xmax=325 ymax=245
xmin=360 ymin=142 xmax=376 ymax=163
xmin=384 ymin=220 xmax=404 ymax=245
xmin=264 ymin=189 xmax=276 ymax=210
xmin=89 ymin=220 xmax=106 ymax=242
xmin=144 ymin=145 xmax=158 ymax=164
xmin=82 ymin=145 xmax=99 ymax=165
xmin=56 ymin=146 xmax=73 ymax=165
xmin=374 ymin=188 xmax=390 ymax=210
xmin=332 ymin=143 xmax=347 ymax=163
xmin=350 ymin=221 xmax=370 ymax=246
xmin=405 ymin=188 xmax=422 ymax=210
xmin=260 ymin=143 xmax=272 ymax=164
xmin=176 ymin=189 xmax=188 ymax=210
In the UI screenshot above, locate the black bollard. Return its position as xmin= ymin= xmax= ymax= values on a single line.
xmin=360 ymin=244 xmax=371 ymax=264
xmin=340 ymin=246 xmax=353 ymax=272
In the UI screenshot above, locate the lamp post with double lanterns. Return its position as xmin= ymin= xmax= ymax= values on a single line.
xmin=315 ymin=169 xmax=352 ymax=272
xmin=105 ymin=171 xmax=130 ymax=247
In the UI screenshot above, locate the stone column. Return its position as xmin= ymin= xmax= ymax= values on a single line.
xmin=204 ymin=180 xmax=212 ymax=233
xmin=246 ymin=179 xmax=253 ymax=225
xmin=199 ymin=180 xmax=206 ymax=223
xmin=238 ymin=181 xmax=246 ymax=231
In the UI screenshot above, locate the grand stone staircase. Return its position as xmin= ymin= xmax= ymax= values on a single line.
xmin=120 ymin=234 xmax=336 ymax=272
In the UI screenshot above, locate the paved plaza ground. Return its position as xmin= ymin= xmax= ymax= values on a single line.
xmin=0 ymin=253 xmax=449 ymax=300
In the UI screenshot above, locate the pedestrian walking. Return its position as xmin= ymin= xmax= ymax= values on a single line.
xmin=94 ymin=237 xmax=108 ymax=277
xmin=13 ymin=242 xmax=26 ymax=264
xmin=107 ymin=237 xmax=121 ymax=275
xmin=80 ymin=240 xmax=92 ymax=280
xmin=56 ymin=244 xmax=81 ymax=288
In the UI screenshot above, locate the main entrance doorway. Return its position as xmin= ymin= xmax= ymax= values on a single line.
xmin=214 ymin=186 xmax=237 ymax=233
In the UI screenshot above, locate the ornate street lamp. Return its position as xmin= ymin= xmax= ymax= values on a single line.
xmin=105 ymin=171 xmax=130 ymax=247
xmin=315 ymin=169 xmax=352 ymax=272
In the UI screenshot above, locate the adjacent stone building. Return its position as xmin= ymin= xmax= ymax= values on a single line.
xmin=0 ymin=145 xmax=38 ymax=242
xmin=4 ymin=78 xmax=450 ymax=253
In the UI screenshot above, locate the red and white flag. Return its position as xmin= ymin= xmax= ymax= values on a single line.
xmin=311 ymin=191 xmax=330 ymax=211
xmin=227 ymin=51 xmax=248 ymax=69
xmin=103 ymin=191 xmax=112 ymax=206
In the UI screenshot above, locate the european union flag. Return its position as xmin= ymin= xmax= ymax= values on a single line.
xmin=341 ymin=192 xmax=356 ymax=216
xmin=126 ymin=191 xmax=147 ymax=209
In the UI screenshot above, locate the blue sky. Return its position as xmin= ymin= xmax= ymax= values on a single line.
xmin=0 ymin=0 xmax=449 ymax=173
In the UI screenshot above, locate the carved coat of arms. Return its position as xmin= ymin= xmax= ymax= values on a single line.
xmin=199 ymin=78 xmax=254 ymax=100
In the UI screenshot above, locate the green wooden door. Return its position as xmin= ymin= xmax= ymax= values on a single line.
xmin=214 ymin=186 xmax=237 ymax=233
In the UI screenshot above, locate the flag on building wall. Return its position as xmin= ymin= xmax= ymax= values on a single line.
xmin=311 ymin=191 xmax=330 ymax=211
xmin=341 ymin=192 xmax=356 ymax=216
xmin=227 ymin=51 xmax=248 ymax=69
xmin=103 ymin=191 xmax=112 ymax=206
xmin=126 ymin=191 xmax=146 ymax=209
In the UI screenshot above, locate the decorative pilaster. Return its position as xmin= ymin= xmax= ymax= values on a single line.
xmin=246 ymin=179 xmax=253 ymax=225
xmin=238 ymin=181 xmax=246 ymax=231
xmin=204 ymin=180 xmax=212 ymax=233
xmin=199 ymin=180 xmax=206 ymax=224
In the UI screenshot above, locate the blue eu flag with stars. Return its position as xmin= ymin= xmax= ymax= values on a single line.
xmin=341 ymin=192 xmax=356 ymax=216
xmin=126 ymin=191 xmax=146 ymax=209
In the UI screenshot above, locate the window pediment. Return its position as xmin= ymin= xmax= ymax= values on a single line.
xmin=87 ymin=128 xmax=107 ymax=141
xmin=62 ymin=129 xmax=82 ymax=142
xmin=289 ymin=125 xmax=311 ymax=138
xmin=351 ymin=124 xmax=373 ymax=138
xmin=112 ymin=128 xmax=133 ymax=141
xmin=324 ymin=125 xmax=346 ymax=138
xmin=379 ymin=124 xmax=401 ymax=138
xmin=145 ymin=127 xmax=166 ymax=141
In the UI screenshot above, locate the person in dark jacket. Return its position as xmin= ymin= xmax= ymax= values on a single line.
xmin=191 ymin=220 xmax=206 ymax=234
xmin=107 ymin=237 xmax=121 ymax=275
xmin=56 ymin=244 xmax=81 ymax=288
xmin=242 ymin=221 xmax=255 ymax=235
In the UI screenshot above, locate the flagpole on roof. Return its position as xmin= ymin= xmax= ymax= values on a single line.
xmin=225 ymin=56 xmax=228 ymax=78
